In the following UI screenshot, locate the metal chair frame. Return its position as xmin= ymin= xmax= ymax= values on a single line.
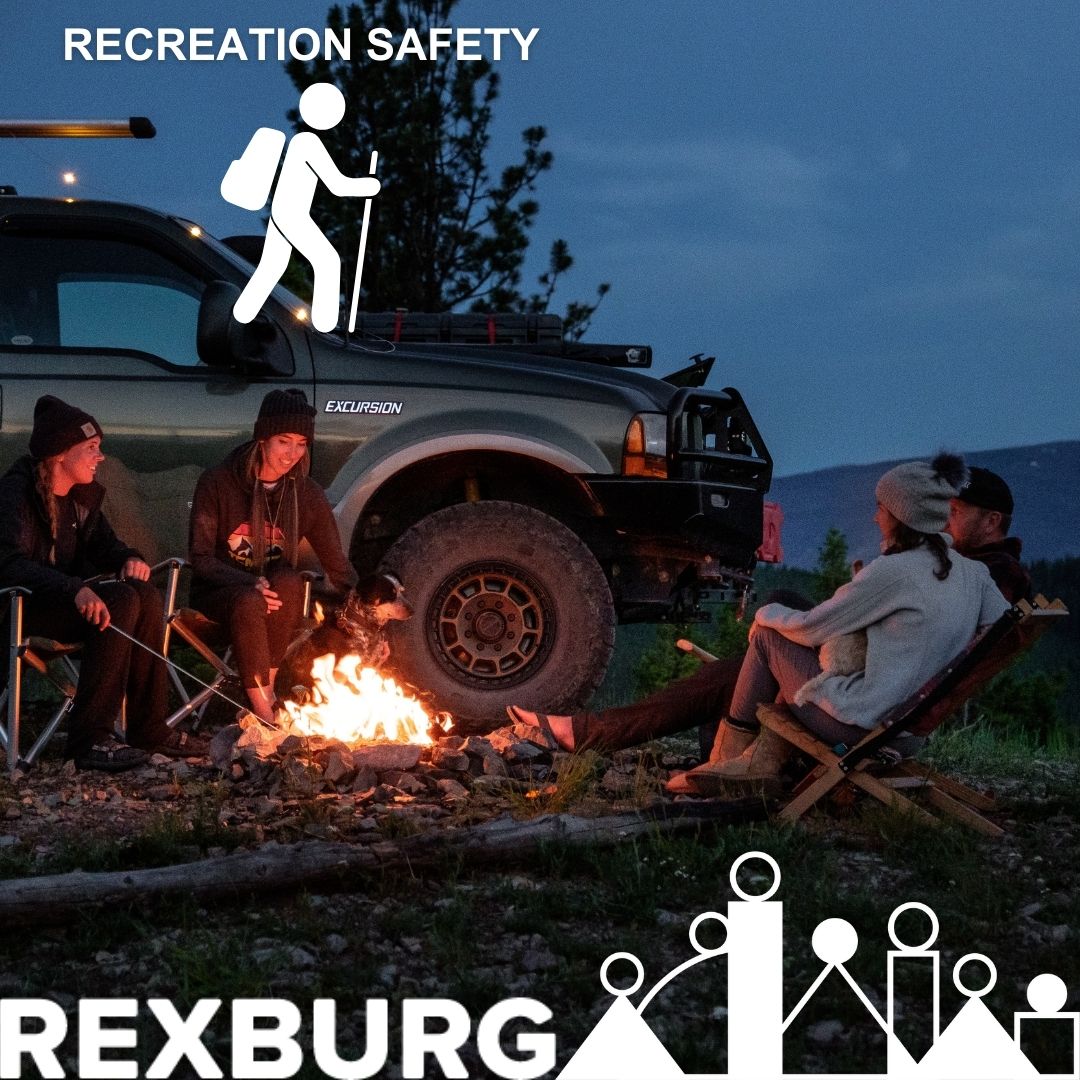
xmin=0 ymin=586 xmax=86 ymax=774
xmin=161 ymin=560 xmax=318 ymax=729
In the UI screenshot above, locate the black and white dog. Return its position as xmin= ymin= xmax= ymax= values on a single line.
xmin=276 ymin=572 xmax=413 ymax=703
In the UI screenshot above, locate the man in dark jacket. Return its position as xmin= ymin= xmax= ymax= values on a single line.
xmin=947 ymin=466 xmax=1032 ymax=604
xmin=0 ymin=396 xmax=197 ymax=772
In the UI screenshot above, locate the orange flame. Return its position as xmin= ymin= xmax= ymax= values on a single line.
xmin=282 ymin=653 xmax=433 ymax=745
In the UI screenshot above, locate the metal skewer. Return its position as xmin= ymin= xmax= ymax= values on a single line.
xmin=108 ymin=624 xmax=279 ymax=729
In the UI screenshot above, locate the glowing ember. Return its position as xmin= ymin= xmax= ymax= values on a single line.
xmin=282 ymin=653 xmax=434 ymax=746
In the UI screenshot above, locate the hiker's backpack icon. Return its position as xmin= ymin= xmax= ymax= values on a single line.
xmin=220 ymin=127 xmax=286 ymax=212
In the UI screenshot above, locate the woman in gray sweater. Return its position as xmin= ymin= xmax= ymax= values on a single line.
xmin=667 ymin=453 xmax=1009 ymax=795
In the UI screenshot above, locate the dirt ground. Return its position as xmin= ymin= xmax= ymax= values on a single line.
xmin=0 ymin=730 xmax=1077 ymax=1078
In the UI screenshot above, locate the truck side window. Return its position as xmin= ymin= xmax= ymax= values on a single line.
xmin=1 ymin=234 xmax=204 ymax=367
xmin=58 ymin=279 xmax=200 ymax=366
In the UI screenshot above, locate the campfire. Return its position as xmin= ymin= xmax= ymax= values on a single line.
xmin=281 ymin=653 xmax=435 ymax=746
xmin=212 ymin=649 xmax=586 ymax=806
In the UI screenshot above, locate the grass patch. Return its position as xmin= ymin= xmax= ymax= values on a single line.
xmin=925 ymin=722 xmax=1080 ymax=778
xmin=508 ymin=750 xmax=606 ymax=817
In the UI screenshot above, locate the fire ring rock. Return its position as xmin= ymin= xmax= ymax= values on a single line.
xmin=350 ymin=744 xmax=424 ymax=772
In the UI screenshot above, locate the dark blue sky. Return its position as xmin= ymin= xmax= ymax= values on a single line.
xmin=4 ymin=1 xmax=1078 ymax=474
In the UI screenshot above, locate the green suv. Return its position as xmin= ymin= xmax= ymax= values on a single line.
xmin=0 ymin=194 xmax=775 ymax=721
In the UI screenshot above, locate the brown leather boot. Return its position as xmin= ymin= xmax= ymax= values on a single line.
xmin=666 ymin=719 xmax=756 ymax=795
xmin=666 ymin=726 xmax=788 ymax=797
xmin=707 ymin=718 xmax=757 ymax=764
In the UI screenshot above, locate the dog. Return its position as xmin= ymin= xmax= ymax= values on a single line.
xmin=275 ymin=572 xmax=413 ymax=703
xmin=792 ymin=629 xmax=868 ymax=707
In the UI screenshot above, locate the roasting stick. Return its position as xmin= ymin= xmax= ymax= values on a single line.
xmin=108 ymin=624 xmax=278 ymax=728
xmin=675 ymin=638 xmax=719 ymax=663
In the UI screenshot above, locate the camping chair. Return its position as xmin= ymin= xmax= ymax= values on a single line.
xmin=757 ymin=595 xmax=1069 ymax=836
xmin=161 ymin=560 xmax=319 ymax=728
xmin=0 ymin=586 xmax=83 ymax=775
xmin=0 ymin=560 xmax=189 ymax=775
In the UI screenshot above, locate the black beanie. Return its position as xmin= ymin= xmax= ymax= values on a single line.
xmin=957 ymin=466 xmax=1014 ymax=515
xmin=28 ymin=395 xmax=103 ymax=460
xmin=253 ymin=389 xmax=316 ymax=443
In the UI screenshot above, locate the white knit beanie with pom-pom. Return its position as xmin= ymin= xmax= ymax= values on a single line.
xmin=875 ymin=452 xmax=968 ymax=533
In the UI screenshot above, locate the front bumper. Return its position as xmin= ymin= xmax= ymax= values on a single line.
xmin=582 ymin=476 xmax=764 ymax=571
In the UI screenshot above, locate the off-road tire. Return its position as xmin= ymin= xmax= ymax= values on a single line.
xmin=379 ymin=501 xmax=615 ymax=726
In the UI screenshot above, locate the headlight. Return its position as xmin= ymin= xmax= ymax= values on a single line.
xmin=622 ymin=413 xmax=667 ymax=477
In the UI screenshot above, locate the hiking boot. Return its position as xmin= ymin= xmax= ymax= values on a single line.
xmin=666 ymin=727 xmax=789 ymax=797
xmin=666 ymin=719 xmax=756 ymax=795
xmin=74 ymin=737 xmax=148 ymax=774
xmin=140 ymin=729 xmax=211 ymax=758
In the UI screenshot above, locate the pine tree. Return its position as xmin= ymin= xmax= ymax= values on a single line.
xmin=284 ymin=1 xmax=608 ymax=336
xmin=813 ymin=527 xmax=851 ymax=602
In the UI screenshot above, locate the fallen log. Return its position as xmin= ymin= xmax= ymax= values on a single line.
xmin=0 ymin=802 xmax=763 ymax=925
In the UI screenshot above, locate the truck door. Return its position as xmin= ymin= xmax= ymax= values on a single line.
xmin=0 ymin=219 xmax=313 ymax=561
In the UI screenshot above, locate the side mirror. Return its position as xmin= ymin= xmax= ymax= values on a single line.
xmin=197 ymin=280 xmax=294 ymax=376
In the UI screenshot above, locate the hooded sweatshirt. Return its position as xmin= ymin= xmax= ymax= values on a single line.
xmin=965 ymin=536 xmax=1031 ymax=604
xmin=189 ymin=443 xmax=355 ymax=597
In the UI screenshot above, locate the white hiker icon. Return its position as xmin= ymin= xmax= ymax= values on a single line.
xmin=223 ymin=82 xmax=381 ymax=332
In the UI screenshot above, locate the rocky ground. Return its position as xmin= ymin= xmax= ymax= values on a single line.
xmin=0 ymin=714 xmax=700 ymax=856
xmin=0 ymin=718 xmax=1077 ymax=1078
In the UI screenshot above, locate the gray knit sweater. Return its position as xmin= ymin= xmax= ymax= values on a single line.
xmin=754 ymin=543 xmax=1009 ymax=729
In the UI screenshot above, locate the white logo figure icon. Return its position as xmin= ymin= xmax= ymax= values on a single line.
xmin=558 ymin=850 xmax=1074 ymax=1079
xmin=222 ymin=82 xmax=381 ymax=333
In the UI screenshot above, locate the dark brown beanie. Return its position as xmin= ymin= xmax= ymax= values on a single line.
xmin=28 ymin=395 xmax=103 ymax=460
xmin=253 ymin=389 xmax=316 ymax=442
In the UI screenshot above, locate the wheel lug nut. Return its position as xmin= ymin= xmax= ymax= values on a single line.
xmin=465 ymin=632 xmax=472 ymax=639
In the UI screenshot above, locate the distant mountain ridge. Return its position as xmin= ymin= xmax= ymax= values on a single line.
xmin=769 ymin=440 xmax=1080 ymax=569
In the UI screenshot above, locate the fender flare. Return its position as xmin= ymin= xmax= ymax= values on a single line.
xmin=332 ymin=433 xmax=602 ymax=542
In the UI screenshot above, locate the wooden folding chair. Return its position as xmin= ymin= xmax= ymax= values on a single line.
xmin=757 ymin=596 xmax=1069 ymax=836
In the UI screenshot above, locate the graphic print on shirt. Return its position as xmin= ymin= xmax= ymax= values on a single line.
xmin=226 ymin=522 xmax=285 ymax=569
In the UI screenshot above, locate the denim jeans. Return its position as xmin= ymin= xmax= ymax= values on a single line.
xmin=728 ymin=626 xmax=868 ymax=746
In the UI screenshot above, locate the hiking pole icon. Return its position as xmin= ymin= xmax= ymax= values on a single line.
xmin=347 ymin=151 xmax=379 ymax=334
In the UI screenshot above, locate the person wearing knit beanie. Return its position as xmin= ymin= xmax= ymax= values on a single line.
xmin=0 ymin=397 xmax=198 ymax=771
xmin=665 ymin=448 xmax=1008 ymax=797
xmin=253 ymin=389 xmax=316 ymax=444
xmin=874 ymin=452 xmax=968 ymax=534
xmin=28 ymin=395 xmax=104 ymax=461
xmin=188 ymin=387 xmax=356 ymax=726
